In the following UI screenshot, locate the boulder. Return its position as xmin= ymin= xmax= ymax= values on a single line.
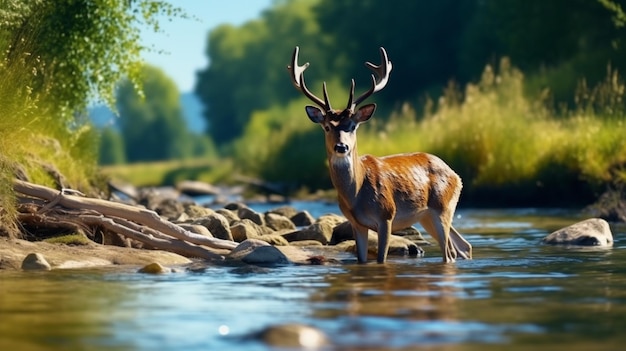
xmin=255 ymin=324 xmax=328 ymax=348
xmin=238 ymin=206 xmax=265 ymax=226
xmin=282 ymin=220 xmax=334 ymax=244
xmin=265 ymin=213 xmax=297 ymax=231
xmin=542 ymin=218 xmax=613 ymax=246
xmin=337 ymin=232 xmax=424 ymax=258
xmin=290 ymin=210 xmax=315 ymax=227
xmin=227 ymin=239 xmax=288 ymax=265
xmin=21 ymin=252 xmax=52 ymax=271
xmin=266 ymin=206 xmax=298 ymax=219
xmin=257 ymin=234 xmax=290 ymax=246
xmin=138 ymin=262 xmax=169 ymax=274
xmin=176 ymin=180 xmax=220 ymax=196
xmin=230 ymin=219 xmax=262 ymax=242
xmin=182 ymin=203 xmax=214 ymax=219
xmin=216 ymin=208 xmax=240 ymax=225
xmin=193 ymin=213 xmax=233 ymax=241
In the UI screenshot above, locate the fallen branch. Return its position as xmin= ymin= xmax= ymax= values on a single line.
xmin=14 ymin=179 xmax=237 ymax=251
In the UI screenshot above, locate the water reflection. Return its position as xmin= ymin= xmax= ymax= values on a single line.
xmin=313 ymin=262 xmax=461 ymax=321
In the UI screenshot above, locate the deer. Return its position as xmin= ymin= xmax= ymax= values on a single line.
xmin=287 ymin=46 xmax=472 ymax=264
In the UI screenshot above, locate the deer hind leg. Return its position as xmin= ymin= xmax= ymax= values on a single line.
xmin=419 ymin=209 xmax=457 ymax=263
xmin=352 ymin=223 xmax=369 ymax=264
xmin=449 ymin=225 xmax=472 ymax=260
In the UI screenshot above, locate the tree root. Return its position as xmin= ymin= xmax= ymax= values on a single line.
xmin=12 ymin=179 xmax=236 ymax=260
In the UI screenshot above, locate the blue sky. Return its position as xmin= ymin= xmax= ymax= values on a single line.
xmin=140 ymin=1 xmax=273 ymax=93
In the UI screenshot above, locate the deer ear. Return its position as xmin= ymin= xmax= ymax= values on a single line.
xmin=305 ymin=105 xmax=325 ymax=124
xmin=354 ymin=103 xmax=376 ymax=123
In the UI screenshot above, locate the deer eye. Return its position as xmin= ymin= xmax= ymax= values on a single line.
xmin=324 ymin=125 xmax=330 ymax=132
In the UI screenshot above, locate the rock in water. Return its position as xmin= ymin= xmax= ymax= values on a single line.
xmin=21 ymin=253 xmax=52 ymax=271
xmin=542 ymin=218 xmax=613 ymax=246
xmin=256 ymin=324 xmax=328 ymax=348
xmin=138 ymin=262 xmax=169 ymax=274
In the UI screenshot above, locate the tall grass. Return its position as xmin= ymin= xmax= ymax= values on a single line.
xmin=234 ymin=58 xmax=626 ymax=206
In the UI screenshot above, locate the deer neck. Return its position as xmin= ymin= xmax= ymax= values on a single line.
xmin=328 ymin=145 xmax=365 ymax=205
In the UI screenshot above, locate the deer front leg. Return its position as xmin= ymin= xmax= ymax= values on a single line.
xmin=377 ymin=219 xmax=392 ymax=263
xmin=352 ymin=223 xmax=369 ymax=263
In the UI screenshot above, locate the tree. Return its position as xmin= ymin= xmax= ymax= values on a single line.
xmin=99 ymin=128 xmax=126 ymax=165
xmin=117 ymin=65 xmax=192 ymax=162
xmin=195 ymin=0 xmax=327 ymax=146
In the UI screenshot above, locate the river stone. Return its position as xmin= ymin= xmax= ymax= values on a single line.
xmin=282 ymin=220 xmax=334 ymax=244
xmin=21 ymin=252 xmax=52 ymax=271
xmin=542 ymin=218 xmax=613 ymax=246
xmin=138 ymin=262 xmax=169 ymax=274
xmin=257 ymin=234 xmax=290 ymax=246
xmin=265 ymin=213 xmax=296 ymax=231
xmin=331 ymin=222 xmax=431 ymax=246
xmin=266 ymin=205 xmax=298 ymax=219
xmin=216 ymin=208 xmax=240 ymax=225
xmin=255 ymin=324 xmax=328 ymax=348
xmin=193 ymin=213 xmax=233 ymax=241
xmin=290 ymin=210 xmax=315 ymax=227
xmin=182 ymin=203 xmax=214 ymax=219
xmin=238 ymin=206 xmax=265 ymax=226
xmin=230 ymin=219 xmax=260 ymax=242
xmin=337 ymin=232 xmax=424 ymax=258
xmin=227 ymin=239 xmax=288 ymax=265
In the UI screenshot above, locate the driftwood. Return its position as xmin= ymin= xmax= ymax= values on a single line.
xmin=13 ymin=179 xmax=237 ymax=260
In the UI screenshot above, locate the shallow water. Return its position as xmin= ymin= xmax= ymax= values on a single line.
xmin=2 ymin=204 xmax=626 ymax=351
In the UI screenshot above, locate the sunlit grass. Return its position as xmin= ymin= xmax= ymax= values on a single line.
xmin=101 ymin=158 xmax=234 ymax=187
xmin=234 ymin=58 xmax=626 ymax=205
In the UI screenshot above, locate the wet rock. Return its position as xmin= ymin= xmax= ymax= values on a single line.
xmin=265 ymin=213 xmax=296 ymax=231
xmin=255 ymin=323 xmax=328 ymax=348
xmin=216 ymin=208 xmax=239 ymax=225
xmin=317 ymin=213 xmax=346 ymax=227
xmin=193 ymin=213 xmax=233 ymax=241
xmin=337 ymin=232 xmax=424 ymax=258
xmin=266 ymin=206 xmax=298 ymax=219
xmin=154 ymin=198 xmax=185 ymax=220
xmin=392 ymin=226 xmax=431 ymax=246
xmin=542 ymin=218 xmax=613 ymax=246
xmin=257 ymin=234 xmax=290 ymax=246
xmin=227 ymin=239 xmax=288 ymax=265
xmin=291 ymin=210 xmax=315 ymax=227
xmin=238 ymin=206 xmax=265 ymax=226
xmin=289 ymin=240 xmax=324 ymax=247
xmin=138 ymin=262 xmax=169 ymax=274
xmin=224 ymin=202 xmax=247 ymax=211
xmin=230 ymin=219 xmax=264 ymax=242
xmin=282 ymin=220 xmax=334 ymax=244
xmin=330 ymin=221 xmax=353 ymax=244
xmin=21 ymin=252 xmax=52 ymax=271
xmin=182 ymin=203 xmax=214 ymax=219
xmin=332 ymin=221 xmax=431 ymax=246
xmin=176 ymin=180 xmax=220 ymax=197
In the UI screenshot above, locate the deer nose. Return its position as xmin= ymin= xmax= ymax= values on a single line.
xmin=334 ymin=143 xmax=349 ymax=154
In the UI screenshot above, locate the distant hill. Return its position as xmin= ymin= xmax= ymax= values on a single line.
xmin=88 ymin=92 xmax=207 ymax=134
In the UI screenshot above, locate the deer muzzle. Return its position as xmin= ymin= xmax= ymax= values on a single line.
xmin=334 ymin=143 xmax=349 ymax=154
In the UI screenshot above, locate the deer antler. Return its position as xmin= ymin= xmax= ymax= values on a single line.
xmin=347 ymin=47 xmax=393 ymax=111
xmin=288 ymin=46 xmax=332 ymax=112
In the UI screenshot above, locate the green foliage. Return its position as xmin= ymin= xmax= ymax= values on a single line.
xmin=99 ymin=127 xmax=126 ymax=165
xmin=195 ymin=0 xmax=328 ymax=146
xmin=0 ymin=1 xmax=182 ymax=232
xmin=117 ymin=64 xmax=193 ymax=162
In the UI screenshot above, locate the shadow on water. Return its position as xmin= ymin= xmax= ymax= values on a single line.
xmin=2 ymin=207 xmax=626 ymax=350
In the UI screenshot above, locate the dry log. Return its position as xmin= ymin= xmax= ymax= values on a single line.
xmin=13 ymin=179 xmax=238 ymax=250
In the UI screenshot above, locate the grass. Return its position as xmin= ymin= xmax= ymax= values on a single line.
xmin=232 ymin=58 xmax=626 ymax=206
xmin=101 ymin=158 xmax=235 ymax=187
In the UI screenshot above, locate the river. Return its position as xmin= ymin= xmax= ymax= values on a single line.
xmin=1 ymin=203 xmax=625 ymax=350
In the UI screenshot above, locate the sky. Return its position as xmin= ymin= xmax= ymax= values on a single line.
xmin=140 ymin=1 xmax=274 ymax=93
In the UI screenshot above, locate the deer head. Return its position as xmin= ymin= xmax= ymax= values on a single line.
xmin=288 ymin=47 xmax=392 ymax=159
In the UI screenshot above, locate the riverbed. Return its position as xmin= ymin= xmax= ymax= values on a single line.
xmin=1 ymin=204 xmax=625 ymax=350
